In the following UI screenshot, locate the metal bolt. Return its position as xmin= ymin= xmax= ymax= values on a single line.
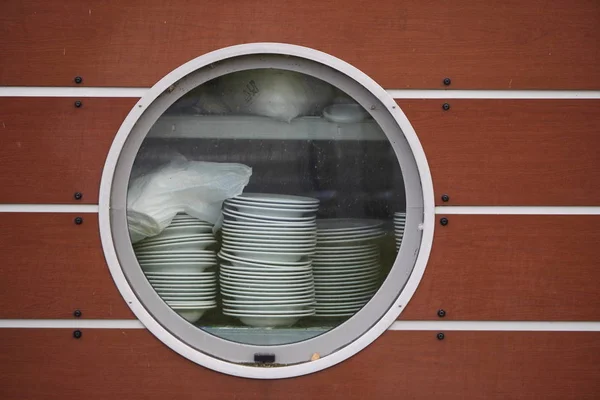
xmin=437 ymin=309 xmax=446 ymax=318
xmin=74 ymin=217 xmax=83 ymax=225
xmin=73 ymin=192 xmax=82 ymax=200
xmin=443 ymin=77 xmax=451 ymax=86
xmin=442 ymin=103 xmax=451 ymax=111
xmin=440 ymin=217 xmax=449 ymax=226
xmin=437 ymin=332 xmax=445 ymax=340
xmin=74 ymin=76 xmax=83 ymax=84
xmin=74 ymin=100 xmax=82 ymax=108
xmin=441 ymin=194 xmax=450 ymax=202
xmin=73 ymin=330 xmax=82 ymax=339
xmin=73 ymin=309 xmax=82 ymax=318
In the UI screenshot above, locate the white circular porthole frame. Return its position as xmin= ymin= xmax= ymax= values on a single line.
xmin=98 ymin=43 xmax=435 ymax=379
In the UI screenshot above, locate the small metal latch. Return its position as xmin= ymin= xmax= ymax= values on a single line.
xmin=254 ymin=354 xmax=275 ymax=363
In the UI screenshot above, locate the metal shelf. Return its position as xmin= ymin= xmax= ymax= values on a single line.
xmin=147 ymin=115 xmax=387 ymax=141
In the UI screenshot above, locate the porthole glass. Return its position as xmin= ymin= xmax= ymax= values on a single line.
xmin=100 ymin=44 xmax=433 ymax=378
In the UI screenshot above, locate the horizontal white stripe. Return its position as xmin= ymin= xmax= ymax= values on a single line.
xmin=435 ymin=206 xmax=600 ymax=215
xmin=0 ymin=87 xmax=147 ymax=98
xmin=1 ymin=87 xmax=599 ymax=100
xmin=389 ymin=321 xmax=600 ymax=332
xmin=0 ymin=319 xmax=598 ymax=331
xmin=0 ymin=205 xmax=597 ymax=215
xmin=0 ymin=319 xmax=144 ymax=329
xmin=0 ymin=204 xmax=99 ymax=213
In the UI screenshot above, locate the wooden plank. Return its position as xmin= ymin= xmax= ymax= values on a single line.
xmin=3 ymin=98 xmax=599 ymax=205
xmin=3 ymin=213 xmax=599 ymax=321
xmin=0 ymin=97 xmax=136 ymax=204
xmin=401 ymin=215 xmax=600 ymax=320
xmin=0 ymin=0 xmax=598 ymax=89
xmin=0 ymin=329 xmax=598 ymax=399
xmin=400 ymin=99 xmax=600 ymax=205
xmin=0 ymin=213 xmax=133 ymax=319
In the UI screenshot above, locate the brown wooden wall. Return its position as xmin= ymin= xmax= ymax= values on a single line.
xmin=1 ymin=0 xmax=599 ymax=89
xmin=1 ymin=0 xmax=599 ymax=398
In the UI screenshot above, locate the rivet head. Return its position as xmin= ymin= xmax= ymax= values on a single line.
xmin=442 ymin=103 xmax=451 ymax=111
xmin=73 ymin=192 xmax=83 ymax=200
xmin=437 ymin=309 xmax=446 ymax=318
xmin=73 ymin=309 xmax=82 ymax=318
xmin=74 ymin=100 xmax=82 ymax=108
xmin=73 ymin=330 xmax=82 ymax=339
xmin=441 ymin=194 xmax=450 ymax=202
xmin=440 ymin=217 xmax=449 ymax=226
xmin=437 ymin=332 xmax=445 ymax=340
xmin=74 ymin=217 xmax=83 ymax=225
xmin=74 ymin=76 xmax=83 ymax=84
xmin=443 ymin=78 xmax=451 ymax=86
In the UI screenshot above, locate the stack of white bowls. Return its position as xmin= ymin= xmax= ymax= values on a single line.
xmin=313 ymin=218 xmax=385 ymax=317
xmin=218 ymin=193 xmax=319 ymax=327
xmin=394 ymin=212 xmax=406 ymax=251
xmin=134 ymin=213 xmax=218 ymax=323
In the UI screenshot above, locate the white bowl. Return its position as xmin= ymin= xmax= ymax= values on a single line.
xmin=220 ymin=264 xmax=313 ymax=276
xmin=173 ymin=309 xmax=207 ymax=323
xmin=222 ymin=247 xmax=309 ymax=262
xmin=220 ymin=282 xmax=314 ymax=294
xmin=223 ymin=208 xmax=317 ymax=224
xmin=316 ymin=218 xmax=383 ymax=232
xmin=222 ymin=235 xmax=317 ymax=246
xmin=323 ymin=104 xmax=369 ymax=123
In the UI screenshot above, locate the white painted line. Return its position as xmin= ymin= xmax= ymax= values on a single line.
xmin=0 ymin=319 xmax=144 ymax=329
xmin=0 ymin=87 xmax=147 ymax=98
xmin=1 ymin=87 xmax=599 ymax=100
xmin=389 ymin=321 xmax=600 ymax=332
xmin=0 ymin=204 xmax=99 ymax=213
xmin=435 ymin=206 xmax=600 ymax=215
xmin=0 ymin=205 xmax=598 ymax=216
xmin=1 ymin=319 xmax=598 ymax=331
xmin=388 ymin=90 xmax=600 ymax=99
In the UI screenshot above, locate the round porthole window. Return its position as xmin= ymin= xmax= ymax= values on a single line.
xmin=99 ymin=43 xmax=434 ymax=379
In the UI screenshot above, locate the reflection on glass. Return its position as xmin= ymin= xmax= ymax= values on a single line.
xmin=127 ymin=69 xmax=406 ymax=346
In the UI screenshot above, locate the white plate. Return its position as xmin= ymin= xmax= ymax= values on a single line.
xmin=232 ymin=193 xmax=319 ymax=206
xmin=316 ymin=232 xmax=385 ymax=243
xmin=222 ymin=297 xmax=315 ymax=305
xmin=222 ymin=230 xmax=317 ymax=241
xmin=315 ymin=277 xmax=378 ymax=288
xmin=223 ymin=208 xmax=317 ymax=224
xmin=222 ymin=308 xmax=315 ymax=316
xmin=315 ymin=243 xmax=378 ymax=253
xmin=225 ymin=202 xmax=318 ymax=218
xmin=149 ymin=280 xmax=215 ymax=285
xmin=145 ymin=271 xmax=216 ymax=277
xmin=135 ymin=240 xmax=217 ymax=252
xmin=222 ymin=303 xmax=314 ymax=311
xmin=316 ymin=218 xmax=384 ymax=232
xmin=312 ymin=249 xmax=379 ymax=260
xmin=221 ymin=246 xmax=311 ymax=262
xmin=222 ymin=219 xmax=317 ymax=231
xmin=222 ymin=292 xmax=315 ymax=301
xmin=220 ymin=275 xmax=313 ymax=285
xmin=323 ymin=104 xmax=369 ymax=123
xmin=222 ymin=239 xmax=317 ymax=251
xmin=155 ymin=287 xmax=217 ymax=294
xmin=222 ymin=235 xmax=317 ymax=245
xmin=152 ymin=282 xmax=216 ymax=288
xmin=313 ymin=262 xmax=380 ymax=272
xmin=218 ymin=251 xmax=311 ymax=269
xmin=166 ymin=301 xmax=217 ymax=308
xmin=220 ymin=264 xmax=313 ymax=276
xmin=141 ymin=264 xmax=215 ymax=273
xmin=315 ymin=291 xmax=376 ymax=300
xmin=313 ymin=267 xmax=379 ymax=279
xmin=220 ymin=282 xmax=314 ymax=293
xmin=312 ymin=255 xmax=379 ymax=265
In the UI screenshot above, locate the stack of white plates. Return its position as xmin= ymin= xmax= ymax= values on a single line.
xmin=134 ymin=214 xmax=218 ymax=323
xmin=218 ymin=193 xmax=319 ymax=327
xmin=394 ymin=212 xmax=406 ymax=251
xmin=313 ymin=218 xmax=385 ymax=317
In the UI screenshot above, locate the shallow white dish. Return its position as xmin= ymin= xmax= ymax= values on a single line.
xmin=232 ymin=193 xmax=319 ymax=206
xmin=223 ymin=208 xmax=317 ymax=223
xmin=221 ymin=238 xmax=316 ymax=249
xmin=221 ymin=246 xmax=311 ymax=262
xmin=220 ymin=282 xmax=314 ymax=293
xmin=316 ymin=218 xmax=384 ymax=232
xmin=223 ymin=292 xmax=315 ymax=301
xmin=313 ymin=267 xmax=379 ymax=279
xmin=323 ymin=103 xmax=369 ymax=123
xmin=312 ymin=254 xmax=379 ymax=265
xmin=135 ymin=239 xmax=217 ymax=252
xmin=222 ymin=235 xmax=317 ymax=245
xmin=220 ymin=264 xmax=313 ymax=276
xmin=218 ymin=251 xmax=311 ymax=269
xmin=225 ymin=202 xmax=318 ymax=219
xmin=222 ymin=228 xmax=317 ymax=240
xmin=220 ymin=275 xmax=313 ymax=286
xmin=312 ymin=249 xmax=379 ymax=260
xmin=222 ymin=219 xmax=317 ymax=231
